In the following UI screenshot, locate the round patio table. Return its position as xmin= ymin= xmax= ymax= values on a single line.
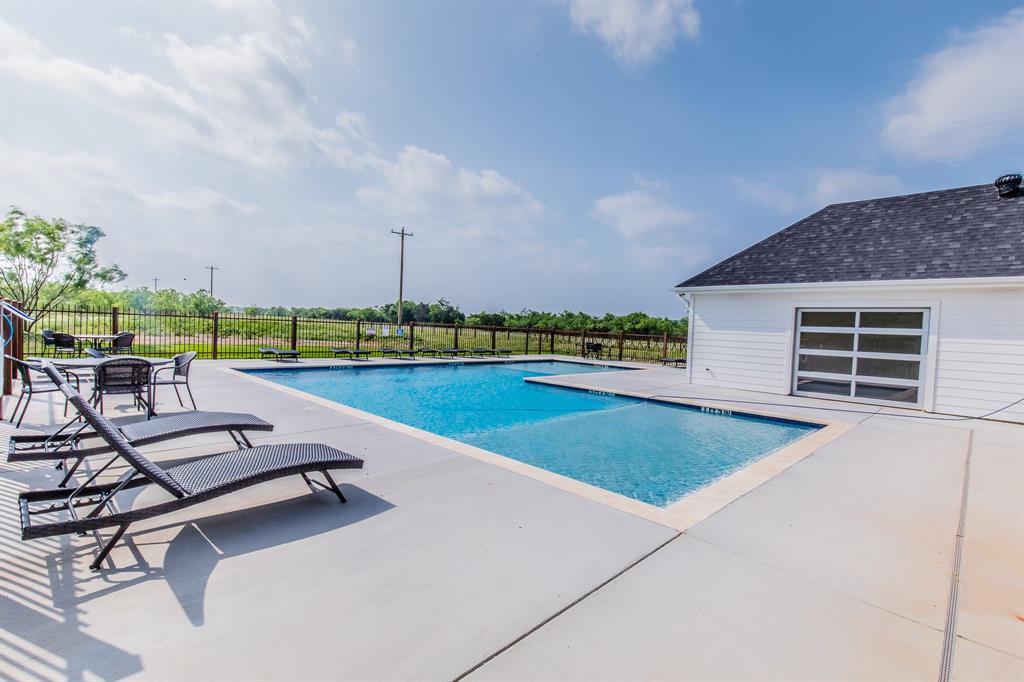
xmin=28 ymin=356 xmax=173 ymax=368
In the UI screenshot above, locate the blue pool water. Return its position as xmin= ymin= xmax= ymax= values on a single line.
xmin=246 ymin=361 xmax=819 ymax=506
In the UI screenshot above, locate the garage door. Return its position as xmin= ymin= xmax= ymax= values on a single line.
xmin=792 ymin=308 xmax=929 ymax=407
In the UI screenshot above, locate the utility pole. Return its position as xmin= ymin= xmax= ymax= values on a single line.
xmin=152 ymin=278 xmax=159 ymax=292
xmin=205 ymin=266 xmax=219 ymax=297
xmin=390 ymin=228 xmax=413 ymax=325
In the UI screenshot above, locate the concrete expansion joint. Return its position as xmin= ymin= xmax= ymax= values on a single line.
xmin=937 ymin=428 xmax=974 ymax=682
xmin=453 ymin=530 xmax=684 ymax=681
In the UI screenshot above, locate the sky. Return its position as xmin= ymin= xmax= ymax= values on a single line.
xmin=1 ymin=1 xmax=1021 ymax=317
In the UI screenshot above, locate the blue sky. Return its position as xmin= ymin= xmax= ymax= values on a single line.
xmin=1 ymin=1 xmax=1021 ymax=316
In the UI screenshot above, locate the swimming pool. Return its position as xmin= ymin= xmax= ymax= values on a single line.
xmin=245 ymin=361 xmax=820 ymax=507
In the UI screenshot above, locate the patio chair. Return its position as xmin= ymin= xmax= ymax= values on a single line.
xmin=9 ymin=408 xmax=274 ymax=487
xmin=91 ymin=357 xmax=154 ymax=418
xmin=152 ymin=351 xmax=198 ymax=409
xmin=4 ymin=356 xmax=80 ymax=427
xmin=330 ymin=348 xmax=371 ymax=360
xmin=584 ymin=342 xmax=610 ymax=359
xmin=110 ymin=332 xmax=135 ymax=354
xmin=18 ymin=363 xmax=363 ymax=570
xmin=41 ymin=330 xmax=56 ymax=355
xmin=258 ymin=347 xmax=301 ymax=362
xmin=52 ymin=333 xmax=78 ymax=357
xmin=84 ymin=348 xmax=107 ymax=359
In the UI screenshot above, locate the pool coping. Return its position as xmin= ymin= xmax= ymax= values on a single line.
xmin=224 ymin=357 xmax=851 ymax=531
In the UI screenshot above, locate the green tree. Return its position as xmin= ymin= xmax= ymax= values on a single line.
xmin=0 ymin=207 xmax=125 ymax=326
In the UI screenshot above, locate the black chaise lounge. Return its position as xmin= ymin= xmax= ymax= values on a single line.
xmin=18 ymin=364 xmax=363 ymax=570
xmin=439 ymin=348 xmax=467 ymax=357
xmin=470 ymin=347 xmax=495 ymax=357
xmin=417 ymin=348 xmax=442 ymax=358
xmin=9 ymin=409 xmax=274 ymax=487
xmin=659 ymin=357 xmax=686 ymax=367
xmin=378 ymin=347 xmax=399 ymax=358
xmin=330 ymin=348 xmax=371 ymax=360
xmin=258 ymin=347 xmax=301 ymax=362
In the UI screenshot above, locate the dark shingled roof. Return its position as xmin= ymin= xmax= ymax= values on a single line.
xmin=677 ymin=182 xmax=1024 ymax=288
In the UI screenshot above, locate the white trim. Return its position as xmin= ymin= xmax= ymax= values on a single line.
xmin=674 ymin=275 xmax=1024 ymax=295
xmin=685 ymin=293 xmax=695 ymax=384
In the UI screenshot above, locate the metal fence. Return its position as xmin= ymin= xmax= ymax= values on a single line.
xmin=20 ymin=306 xmax=687 ymax=364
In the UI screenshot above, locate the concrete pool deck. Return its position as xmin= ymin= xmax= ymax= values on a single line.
xmin=1 ymin=356 xmax=1021 ymax=680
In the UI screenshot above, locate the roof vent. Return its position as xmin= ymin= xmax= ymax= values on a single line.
xmin=994 ymin=173 xmax=1022 ymax=198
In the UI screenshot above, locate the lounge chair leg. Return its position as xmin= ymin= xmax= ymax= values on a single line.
xmin=90 ymin=523 xmax=130 ymax=571
xmin=11 ymin=393 xmax=24 ymax=426
xmin=321 ymin=470 xmax=347 ymax=503
xmin=58 ymin=457 xmax=84 ymax=488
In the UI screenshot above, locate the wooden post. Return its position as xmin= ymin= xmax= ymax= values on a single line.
xmin=490 ymin=327 xmax=496 ymax=350
xmin=111 ymin=306 xmax=119 ymax=335
xmin=618 ymin=330 xmax=624 ymax=361
xmin=211 ymin=312 xmax=219 ymax=359
xmin=355 ymin=320 xmax=361 ymax=350
xmin=290 ymin=316 xmax=298 ymax=351
xmin=662 ymin=331 xmax=669 ymax=359
xmin=454 ymin=323 xmax=460 ymax=349
xmin=580 ymin=329 xmax=586 ymax=358
xmin=409 ymin=321 xmax=416 ymax=350
xmin=524 ymin=329 xmax=530 ymax=355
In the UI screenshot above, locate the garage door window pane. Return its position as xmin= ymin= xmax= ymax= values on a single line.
xmin=798 ymin=354 xmax=853 ymax=375
xmin=801 ymin=311 xmax=855 ymax=328
xmin=796 ymin=377 xmax=851 ymax=395
xmin=859 ymin=311 xmax=924 ymax=329
xmin=799 ymin=332 xmax=854 ymax=351
xmin=855 ymin=383 xmax=919 ymax=403
xmin=858 ymin=358 xmax=920 ymax=380
xmin=858 ymin=334 xmax=921 ymax=355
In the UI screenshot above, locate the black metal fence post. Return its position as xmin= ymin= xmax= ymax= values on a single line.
xmin=355 ymin=320 xmax=361 ymax=350
xmin=211 ymin=312 xmax=219 ymax=359
xmin=409 ymin=321 xmax=415 ymax=350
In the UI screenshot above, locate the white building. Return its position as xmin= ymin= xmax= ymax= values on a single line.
xmin=674 ymin=175 xmax=1024 ymax=423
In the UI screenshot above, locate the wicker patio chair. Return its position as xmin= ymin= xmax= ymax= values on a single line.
xmin=4 ymin=356 xmax=79 ymax=427
xmin=152 ymin=351 xmax=198 ymax=409
xmin=17 ymin=363 xmax=363 ymax=570
xmin=110 ymin=332 xmax=135 ymax=354
xmin=40 ymin=330 xmax=56 ymax=355
xmin=51 ymin=333 xmax=78 ymax=357
xmin=91 ymin=357 xmax=154 ymax=417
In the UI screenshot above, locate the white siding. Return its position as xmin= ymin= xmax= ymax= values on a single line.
xmin=689 ymin=284 xmax=1024 ymax=423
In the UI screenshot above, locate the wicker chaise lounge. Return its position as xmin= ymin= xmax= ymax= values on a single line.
xmin=258 ymin=347 xmax=301 ymax=362
xmin=19 ymin=364 xmax=364 ymax=570
xmin=330 ymin=348 xmax=371 ymax=360
xmin=9 ymin=410 xmax=274 ymax=486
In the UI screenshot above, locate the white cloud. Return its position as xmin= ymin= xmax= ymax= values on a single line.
xmin=569 ymin=0 xmax=699 ymax=67
xmin=591 ymin=187 xmax=694 ymax=239
xmin=735 ymin=169 xmax=907 ymax=213
xmin=811 ymin=169 xmax=906 ymax=205
xmin=0 ymin=143 xmax=261 ymax=218
xmin=0 ymin=17 xmax=376 ymax=171
xmin=356 ymin=146 xmax=544 ymax=241
xmin=882 ymin=8 xmax=1024 ymax=161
